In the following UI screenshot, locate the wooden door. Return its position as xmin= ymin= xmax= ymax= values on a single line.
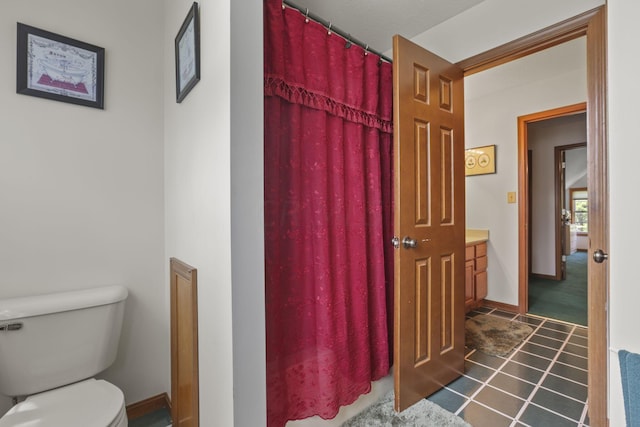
xmin=392 ymin=35 xmax=466 ymax=412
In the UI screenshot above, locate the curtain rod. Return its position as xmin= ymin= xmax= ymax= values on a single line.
xmin=281 ymin=0 xmax=393 ymax=63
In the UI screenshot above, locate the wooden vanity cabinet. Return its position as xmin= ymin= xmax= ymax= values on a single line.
xmin=465 ymin=241 xmax=488 ymax=312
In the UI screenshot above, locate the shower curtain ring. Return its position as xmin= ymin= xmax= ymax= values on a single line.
xmin=305 ymin=8 xmax=309 ymax=23
xmin=328 ymin=22 xmax=332 ymax=35
xmin=364 ymin=45 xmax=369 ymax=56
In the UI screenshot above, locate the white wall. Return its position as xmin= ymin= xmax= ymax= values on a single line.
xmin=608 ymin=1 xmax=640 ymax=426
xmin=0 ymin=0 xmax=167 ymax=414
xmin=465 ymin=37 xmax=586 ymax=305
xmin=230 ymin=0 xmax=267 ymax=425
xmin=565 ymin=147 xmax=588 ymax=194
xmin=163 ymin=1 xmax=241 ymax=426
xmin=528 ymin=115 xmax=586 ymax=276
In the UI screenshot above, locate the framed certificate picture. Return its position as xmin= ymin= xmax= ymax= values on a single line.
xmin=16 ymin=23 xmax=105 ymax=109
xmin=175 ymin=2 xmax=201 ymax=103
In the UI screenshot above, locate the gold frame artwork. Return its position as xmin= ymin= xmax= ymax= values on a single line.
xmin=465 ymin=145 xmax=496 ymax=176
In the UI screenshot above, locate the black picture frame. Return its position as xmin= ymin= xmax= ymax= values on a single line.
xmin=175 ymin=2 xmax=201 ymax=103
xmin=16 ymin=23 xmax=105 ymax=109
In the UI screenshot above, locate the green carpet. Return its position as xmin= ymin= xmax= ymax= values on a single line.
xmin=528 ymin=251 xmax=587 ymax=326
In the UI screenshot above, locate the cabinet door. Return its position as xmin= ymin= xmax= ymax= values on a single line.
xmin=475 ymin=270 xmax=488 ymax=301
xmin=475 ymin=255 xmax=487 ymax=272
xmin=465 ymin=245 xmax=475 ymax=261
xmin=465 ymin=260 xmax=475 ymax=307
xmin=475 ymin=242 xmax=487 ymax=258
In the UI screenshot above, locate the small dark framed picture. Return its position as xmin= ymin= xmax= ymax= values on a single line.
xmin=175 ymin=2 xmax=200 ymax=103
xmin=16 ymin=23 xmax=105 ymax=109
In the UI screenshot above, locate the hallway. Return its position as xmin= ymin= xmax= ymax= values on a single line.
xmin=528 ymin=252 xmax=588 ymax=325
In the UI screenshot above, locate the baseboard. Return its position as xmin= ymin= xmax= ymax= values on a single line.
xmin=482 ymin=299 xmax=519 ymax=314
xmin=530 ymin=272 xmax=558 ymax=280
xmin=126 ymin=392 xmax=171 ymax=420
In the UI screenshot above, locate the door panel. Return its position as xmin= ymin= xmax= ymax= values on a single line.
xmin=440 ymin=128 xmax=454 ymax=223
xmin=170 ymin=258 xmax=200 ymax=427
xmin=393 ymin=35 xmax=466 ymax=412
xmin=415 ymin=120 xmax=430 ymax=224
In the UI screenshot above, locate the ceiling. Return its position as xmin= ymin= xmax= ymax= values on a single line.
xmin=284 ymin=0 xmax=486 ymax=53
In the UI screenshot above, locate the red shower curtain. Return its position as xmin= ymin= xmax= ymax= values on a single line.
xmin=264 ymin=2 xmax=394 ymax=426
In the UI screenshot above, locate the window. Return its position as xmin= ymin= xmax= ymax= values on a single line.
xmin=570 ymin=187 xmax=588 ymax=233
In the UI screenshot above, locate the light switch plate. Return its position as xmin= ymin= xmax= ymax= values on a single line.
xmin=507 ymin=192 xmax=516 ymax=203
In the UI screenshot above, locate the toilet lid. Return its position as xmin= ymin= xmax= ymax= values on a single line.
xmin=0 ymin=379 xmax=124 ymax=427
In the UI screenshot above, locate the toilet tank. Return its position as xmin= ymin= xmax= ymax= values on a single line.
xmin=0 ymin=285 xmax=128 ymax=397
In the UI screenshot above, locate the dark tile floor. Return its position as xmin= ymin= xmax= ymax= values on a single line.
xmin=129 ymin=406 xmax=172 ymax=427
xmin=427 ymin=307 xmax=589 ymax=427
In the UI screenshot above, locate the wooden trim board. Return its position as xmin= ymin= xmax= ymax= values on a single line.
xmin=482 ymin=300 xmax=519 ymax=314
xmin=457 ymin=7 xmax=600 ymax=75
xmin=529 ymin=273 xmax=560 ymax=281
xmin=584 ymin=7 xmax=608 ymax=426
xmin=170 ymin=257 xmax=200 ymax=426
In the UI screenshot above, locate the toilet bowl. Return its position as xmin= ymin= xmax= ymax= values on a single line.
xmin=0 ymin=379 xmax=127 ymax=427
xmin=0 ymin=286 xmax=129 ymax=427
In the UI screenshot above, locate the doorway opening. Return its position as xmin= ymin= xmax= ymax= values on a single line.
xmin=525 ymin=110 xmax=588 ymax=326
xmin=472 ymin=8 xmax=609 ymax=423
xmin=517 ymin=103 xmax=587 ymax=317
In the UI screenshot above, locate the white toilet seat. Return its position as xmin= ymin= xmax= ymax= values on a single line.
xmin=0 ymin=378 xmax=127 ymax=427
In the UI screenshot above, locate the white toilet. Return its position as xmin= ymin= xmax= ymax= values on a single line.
xmin=0 ymin=285 xmax=129 ymax=427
